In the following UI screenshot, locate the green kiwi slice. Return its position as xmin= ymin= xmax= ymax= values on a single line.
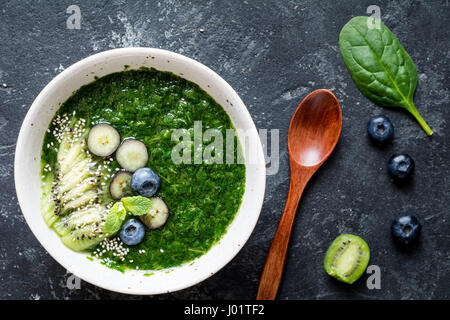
xmin=323 ymin=234 xmax=370 ymax=284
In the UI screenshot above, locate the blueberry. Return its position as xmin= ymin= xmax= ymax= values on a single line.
xmin=367 ymin=115 xmax=394 ymax=144
xmin=387 ymin=154 xmax=415 ymax=180
xmin=120 ymin=219 xmax=145 ymax=246
xmin=131 ymin=168 xmax=161 ymax=197
xmin=391 ymin=215 xmax=421 ymax=246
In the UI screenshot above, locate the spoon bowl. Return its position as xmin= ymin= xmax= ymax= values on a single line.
xmin=257 ymin=89 xmax=342 ymax=300
xmin=289 ymin=90 xmax=342 ymax=166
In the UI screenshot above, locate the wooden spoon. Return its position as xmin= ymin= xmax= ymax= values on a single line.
xmin=256 ymin=89 xmax=342 ymax=300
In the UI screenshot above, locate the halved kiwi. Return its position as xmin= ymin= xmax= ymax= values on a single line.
xmin=323 ymin=234 xmax=370 ymax=284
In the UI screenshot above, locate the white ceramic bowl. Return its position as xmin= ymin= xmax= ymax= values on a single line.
xmin=14 ymin=48 xmax=266 ymax=295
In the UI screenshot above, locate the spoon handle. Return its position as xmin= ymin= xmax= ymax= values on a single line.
xmin=256 ymin=170 xmax=309 ymax=300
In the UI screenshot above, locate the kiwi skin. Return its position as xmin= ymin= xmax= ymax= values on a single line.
xmin=323 ymin=234 xmax=370 ymax=284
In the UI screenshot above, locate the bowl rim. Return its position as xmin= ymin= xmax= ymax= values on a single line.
xmin=14 ymin=47 xmax=266 ymax=294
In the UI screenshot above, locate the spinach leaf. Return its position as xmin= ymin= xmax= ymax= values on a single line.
xmin=339 ymin=16 xmax=433 ymax=135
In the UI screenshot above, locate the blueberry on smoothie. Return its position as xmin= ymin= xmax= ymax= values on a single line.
xmin=388 ymin=154 xmax=415 ymax=180
xmin=131 ymin=168 xmax=161 ymax=197
xmin=367 ymin=115 xmax=394 ymax=144
xmin=120 ymin=219 xmax=145 ymax=246
xmin=391 ymin=215 xmax=421 ymax=246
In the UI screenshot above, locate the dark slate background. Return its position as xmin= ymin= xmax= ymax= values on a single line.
xmin=1 ymin=0 xmax=449 ymax=300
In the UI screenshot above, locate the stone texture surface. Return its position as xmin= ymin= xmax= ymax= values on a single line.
xmin=0 ymin=0 xmax=449 ymax=300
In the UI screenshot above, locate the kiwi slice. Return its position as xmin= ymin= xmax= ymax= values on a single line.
xmin=57 ymin=206 xmax=107 ymax=251
xmin=41 ymin=122 xmax=113 ymax=252
xmin=61 ymin=223 xmax=105 ymax=252
xmin=323 ymin=234 xmax=370 ymax=284
xmin=53 ymin=206 xmax=106 ymax=237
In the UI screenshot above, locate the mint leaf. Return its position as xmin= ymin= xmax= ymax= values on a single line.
xmin=121 ymin=196 xmax=152 ymax=216
xmin=110 ymin=201 xmax=127 ymax=219
xmin=103 ymin=202 xmax=127 ymax=234
xmin=104 ymin=213 xmax=121 ymax=235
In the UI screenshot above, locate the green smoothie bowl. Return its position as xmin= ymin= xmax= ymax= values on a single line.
xmin=14 ymin=48 xmax=266 ymax=294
